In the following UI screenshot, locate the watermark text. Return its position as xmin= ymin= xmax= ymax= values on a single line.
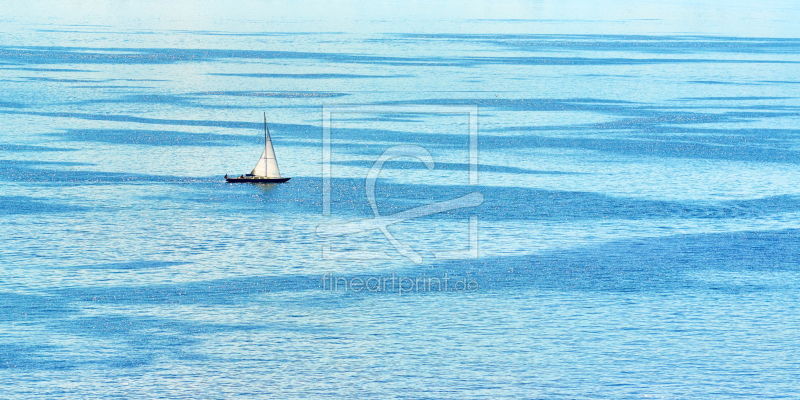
xmin=320 ymin=273 xmax=478 ymax=295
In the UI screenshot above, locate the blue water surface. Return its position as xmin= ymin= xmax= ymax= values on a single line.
xmin=2 ymin=1 xmax=800 ymax=398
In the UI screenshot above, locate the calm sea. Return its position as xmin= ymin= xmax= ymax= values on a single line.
xmin=2 ymin=1 xmax=800 ymax=398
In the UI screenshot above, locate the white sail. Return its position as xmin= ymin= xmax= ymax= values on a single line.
xmin=251 ymin=130 xmax=282 ymax=178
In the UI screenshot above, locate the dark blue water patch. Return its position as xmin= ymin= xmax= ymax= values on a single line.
xmin=590 ymin=113 xmax=732 ymax=127
xmin=412 ymin=229 xmax=800 ymax=294
xmin=580 ymin=73 xmax=637 ymax=77
xmin=0 ymin=100 xmax=25 ymax=108
xmin=184 ymin=30 xmax=345 ymax=36
xmin=0 ymin=46 xmax=439 ymax=66
xmin=374 ymin=97 xmax=798 ymax=118
xmin=1 ymin=316 xmax=204 ymax=370
xmin=209 ymin=73 xmax=403 ymax=79
xmin=632 ymin=129 xmax=800 ymax=147
xmin=0 ymin=110 xmax=323 ymax=137
xmin=0 ymin=159 xmax=92 ymax=167
xmin=689 ymin=80 xmax=764 ymax=85
xmin=331 ymin=160 xmax=584 ymax=175
xmin=326 ymin=119 xmax=800 ymax=164
xmin=22 ymin=77 xmax=104 ymax=83
xmin=500 ymin=38 xmax=800 ymax=55
xmin=72 ymin=316 xmax=206 ymax=366
xmin=62 ymin=275 xmax=326 ymax=306
xmin=71 ymin=85 xmax=156 ymax=89
xmin=331 ymin=142 xmax=454 ymax=160
xmin=473 ymin=132 xmax=800 ymax=164
xmin=679 ymin=96 xmax=794 ymax=101
xmin=49 ymin=89 xmax=339 ymax=108
xmin=0 ymin=66 xmax=96 ymax=72
xmin=40 ymin=279 xmax=358 ymax=353
xmin=327 ymin=123 xmax=474 ymax=148
xmin=402 ymin=182 xmax=796 ymax=222
xmin=121 ymin=78 xmax=169 ymax=82
xmin=35 ymin=28 xmax=147 ymax=34
xmin=3 ymin=46 xmax=796 ymax=68
xmin=0 ymin=46 xmax=468 ymax=67
xmin=498 ymin=124 xmax=800 ymax=142
xmin=337 ymin=112 xmax=435 ymax=123
xmin=0 ymin=144 xmax=71 ymax=151
xmin=51 ymin=129 xmax=252 ymax=146
xmin=1 ymin=293 xmax=79 ymax=369
xmin=344 ymin=117 xmax=423 ymax=123
xmin=0 ymin=292 xmax=77 ymax=322
xmin=9 ymin=281 xmax=343 ymax=369
xmin=307 ymin=228 xmax=800 ymax=296
xmin=73 ymin=94 xmax=193 ymax=105
xmin=0 ymin=159 xmax=191 ymax=184
xmin=1 ymin=344 xmax=76 ymax=371
xmin=368 ymin=183 xmax=800 ymax=222
xmin=0 ymin=195 xmax=90 ymax=215
xmin=688 ymin=105 xmax=800 ymax=112
xmin=1 ymin=279 xmax=337 ymax=371
xmin=65 ymin=92 xmax=345 ymax=109
xmin=68 ymin=261 xmax=191 ymax=270
xmin=584 ymin=111 xmax=800 ymax=130
xmin=192 ymin=90 xmax=348 ymax=98
xmin=376 ymin=97 xmax=644 ymax=114
xmin=68 ymin=94 xmax=268 ymax=110
xmin=188 ymin=177 xmax=402 ymax=218
xmin=399 ymin=33 xmax=800 ymax=42
xmin=467 ymin=56 xmax=798 ymax=66
xmin=760 ymin=80 xmax=800 ymax=84
xmin=194 ymin=177 xmax=800 ymax=224
xmin=397 ymin=33 xmax=800 ymax=54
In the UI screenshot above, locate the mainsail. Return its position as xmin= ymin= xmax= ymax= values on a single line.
xmin=250 ymin=115 xmax=282 ymax=178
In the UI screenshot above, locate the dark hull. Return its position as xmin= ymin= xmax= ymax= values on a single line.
xmin=226 ymin=177 xmax=291 ymax=183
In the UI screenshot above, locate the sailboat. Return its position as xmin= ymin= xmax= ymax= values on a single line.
xmin=226 ymin=113 xmax=291 ymax=183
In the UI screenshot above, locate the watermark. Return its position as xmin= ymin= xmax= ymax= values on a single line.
xmin=320 ymin=273 xmax=479 ymax=295
xmin=316 ymin=105 xmax=481 ymax=264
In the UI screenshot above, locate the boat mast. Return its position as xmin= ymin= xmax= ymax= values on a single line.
xmin=264 ymin=112 xmax=268 ymax=177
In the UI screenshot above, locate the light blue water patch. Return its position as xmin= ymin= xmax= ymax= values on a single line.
xmin=2 ymin=1 xmax=800 ymax=398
